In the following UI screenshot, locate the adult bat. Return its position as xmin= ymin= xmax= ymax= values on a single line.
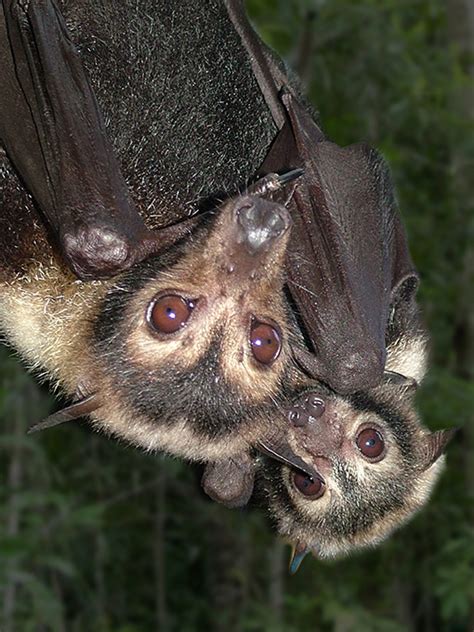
xmin=0 ymin=0 xmax=454 ymax=564
xmin=0 ymin=0 xmax=315 ymax=473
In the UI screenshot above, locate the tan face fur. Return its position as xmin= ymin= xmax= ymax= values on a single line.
xmin=0 ymin=194 xmax=308 ymax=464
xmin=0 ymin=195 xmax=453 ymax=563
xmin=261 ymin=324 xmax=454 ymax=562
xmin=88 ymin=195 xmax=300 ymax=461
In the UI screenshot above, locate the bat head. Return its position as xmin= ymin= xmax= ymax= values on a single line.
xmin=86 ymin=189 xmax=301 ymax=461
xmin=258 ymin=323 xmax=456 ymax=568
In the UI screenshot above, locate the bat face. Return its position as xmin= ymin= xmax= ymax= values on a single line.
xmin=84 ymin=194 xmax=302 ymax=461
xmin=256 ymin=314 xmax=455 ymax=566
xmin=261 ymin=386 xmax=444 ymax=561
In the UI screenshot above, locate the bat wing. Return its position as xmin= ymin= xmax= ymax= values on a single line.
xmin=0 ymin=0 xmax=196 ymax=280
xmin=225 ymin=1 xmax=418 ymax=394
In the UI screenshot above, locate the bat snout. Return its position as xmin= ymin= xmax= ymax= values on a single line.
xmin=235 ymin=196 xmax=291 ymax=254
xmin=288 ymin=392 xmax=343 ymax=456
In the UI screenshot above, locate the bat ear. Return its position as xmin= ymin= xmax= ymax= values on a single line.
xmin=201 ymin=456 xmax=256 ymax=508
xmin=417 ymin=428 xmax=458 ymax=470
xmin=27 ymin=393 xmax=100 ymax=434
xmin=391 ymin=273 xmax=419 ymax=305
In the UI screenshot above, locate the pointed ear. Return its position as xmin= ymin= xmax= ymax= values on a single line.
xmin=417 ymin=428 xmax=458 ymax=470
xmin=27 ymin=393 xmax=100 ymax=434
xmin=391 ymin=273 xmax=419 ymax=305
xmin=382 ymin=371 xmax=418 ymax=403
xmin=385 ymin=334 xmax=428 ymax=386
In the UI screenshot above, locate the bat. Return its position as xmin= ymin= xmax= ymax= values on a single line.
xmin=200 ymin=1 xmax=456 ymax=565
xmin=0 ymin=0 xmax=316 ymax=473
xmin=0 ymin=0 xmax=454 ymax=566
xmin=255 ymin=291 xmax=456 ymax=570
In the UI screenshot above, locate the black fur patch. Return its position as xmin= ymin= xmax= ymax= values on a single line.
xmin=122 ymin=336 xmax=273 ymax=439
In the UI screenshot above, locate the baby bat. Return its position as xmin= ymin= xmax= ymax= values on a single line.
xmin=0 ymin=0 xmax=454 ymax=564
xmin=255 ymin=289 xmax=456 ymax=570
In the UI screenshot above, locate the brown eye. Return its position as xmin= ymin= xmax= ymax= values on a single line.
xmin=356 ymin=428 xmax=385 ymax=460
xmin=148 ymin=294 xmax=195 ymax=334
xmin=250 ymin=321 xmax=281 ymax=364
xmin=292 ymin=472 xmax=325 ymax=499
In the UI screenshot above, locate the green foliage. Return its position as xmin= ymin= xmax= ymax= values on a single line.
xmin=1 ymin=1 xmax=472 ymax=630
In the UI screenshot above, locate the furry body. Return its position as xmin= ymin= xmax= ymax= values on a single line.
xmin=0 ymin=0 xmax=452 ymax=562
xmin=0 ymin=0 xmax=283 ymax=456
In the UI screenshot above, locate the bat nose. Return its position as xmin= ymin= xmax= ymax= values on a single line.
xmin=288 ymin=392 xmax=326 ymax=427
xmin=236 ymin=197 xmax=291 ymax=254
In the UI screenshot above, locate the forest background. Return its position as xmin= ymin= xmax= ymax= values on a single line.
xmin=0 ymin=0 xmax=472 ymax=630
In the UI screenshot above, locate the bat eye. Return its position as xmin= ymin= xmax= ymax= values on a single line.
xmin=250 ymin=320 xmax=281 ymax=364
xmin=356 ymin=428 xmax=385 ymax=461
xmin=292 ymin=472 xmax=325 ymax=499
xmin=148 ymin=294 xmax=195 ymax=334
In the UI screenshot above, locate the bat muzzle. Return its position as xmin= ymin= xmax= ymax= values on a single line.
xmin=235 ymin=196 xmax=291 ymax=255
xmin=288 ymin=391 xmax=344 ymax=458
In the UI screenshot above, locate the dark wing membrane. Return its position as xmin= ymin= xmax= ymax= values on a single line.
xmin=270 ymin=94 xmax=418 ymax=393
xmin=0 ymin=0 xmax=196 ymax=279
xmin=224 ymin=0 xmax=286 ymax=128
xmin=225 ymin=2 xmax=418 ymax=394
xmin=0 ymin=1 xmax=49 ymax=208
